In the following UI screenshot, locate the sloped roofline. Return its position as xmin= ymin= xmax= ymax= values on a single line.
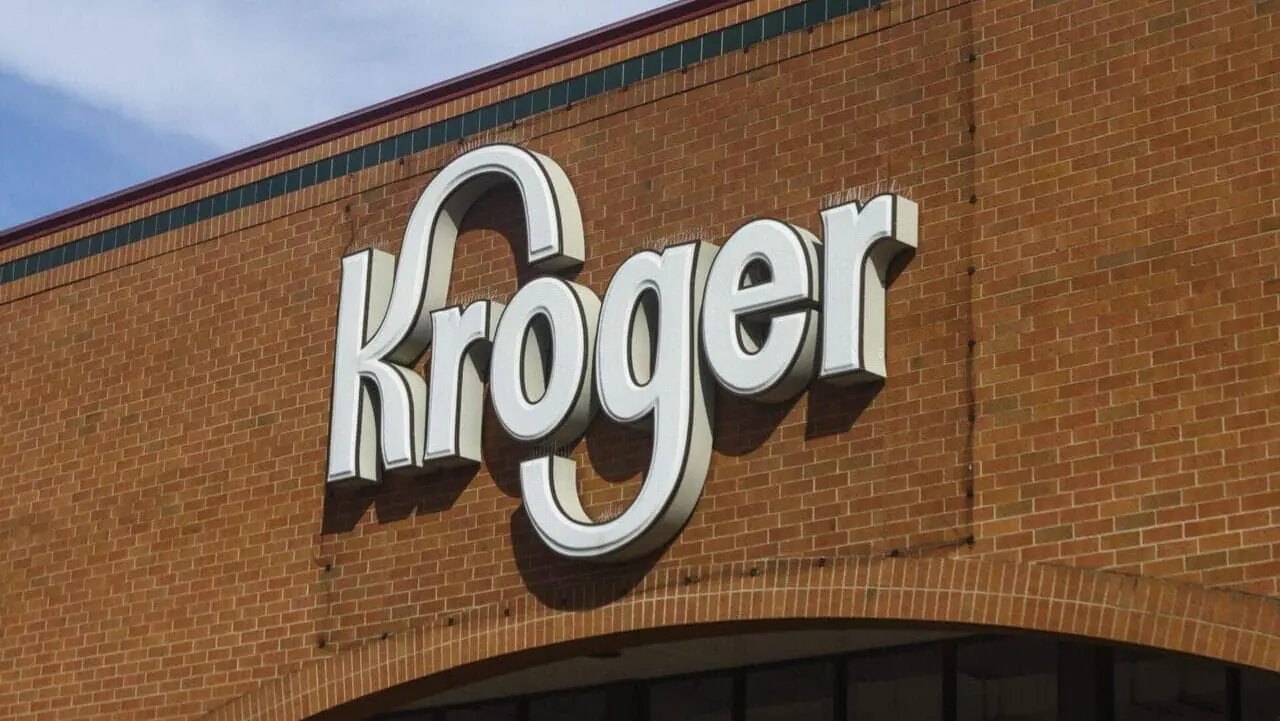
xmin=0 ymin=0 xmax=741 ymax=251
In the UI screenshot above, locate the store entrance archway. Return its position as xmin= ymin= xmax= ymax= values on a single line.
xmin=210 ymin=559 xmax=1280 ymax=721
xmin=378 ymin=625 xmax=1280 ymax=721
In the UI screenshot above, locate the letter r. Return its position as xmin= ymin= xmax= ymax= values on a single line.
xmin=819 ymin=194 xmax=918 ymax=383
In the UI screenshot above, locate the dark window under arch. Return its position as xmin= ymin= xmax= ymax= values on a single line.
xmin=377 ymin=634 xmax=1280 ymax=721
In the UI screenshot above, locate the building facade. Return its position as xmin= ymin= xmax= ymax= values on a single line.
xmin=1 ymin=0 xmax=1278 ymax=719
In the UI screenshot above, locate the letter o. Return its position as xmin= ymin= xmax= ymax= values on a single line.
xmin=490 ymin=277 xmax=600 ymax=445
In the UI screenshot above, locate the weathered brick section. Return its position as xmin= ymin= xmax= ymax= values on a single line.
xmin=0 ymin=0 xmax=1276 ymax=720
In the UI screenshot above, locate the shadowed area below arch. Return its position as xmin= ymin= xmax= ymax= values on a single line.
xmin=199 ymin=557 xmax=1280 ymax=721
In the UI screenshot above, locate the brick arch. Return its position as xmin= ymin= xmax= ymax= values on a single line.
xmin=200 ymin=557 xmax=1280 ymax=721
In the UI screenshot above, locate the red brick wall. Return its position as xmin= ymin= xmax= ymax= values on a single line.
xmin=1 ymin=0 xmax=1276 ymax=719
xmin=970 ymin=0 xmax=1279 ymax=586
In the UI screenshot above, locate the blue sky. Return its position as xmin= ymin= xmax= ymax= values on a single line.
xmin=0 ymin=1 xmax=667 ymax=232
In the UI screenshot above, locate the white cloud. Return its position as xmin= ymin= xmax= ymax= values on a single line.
xmin=0 ymin=0 xmax=667 ymax=152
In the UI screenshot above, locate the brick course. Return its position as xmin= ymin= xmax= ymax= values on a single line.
xmin=1 ymin=0 xmax=1276 ymax=719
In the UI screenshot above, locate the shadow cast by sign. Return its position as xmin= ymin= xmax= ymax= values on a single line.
xmin=322 ymin=144 xmax=920 ymax=570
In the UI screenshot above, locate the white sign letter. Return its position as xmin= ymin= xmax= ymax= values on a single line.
xmin=490 ymin=278 xmax=600 ymax=445
xmin=819 ymin=194 xmax=918 ymax=383
xmin=521 ymin=242 xmax=717 ymax=562
xmin=702 ymin=219 xmax=821 ymax=402
xmin=423 ymin=300 xmax=504 ymax=467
